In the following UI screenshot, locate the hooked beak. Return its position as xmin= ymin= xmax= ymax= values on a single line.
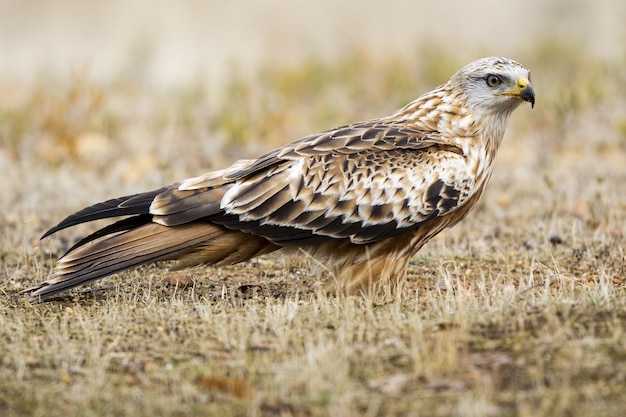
xmin=497 ymin=76 xmax=535 ymax=108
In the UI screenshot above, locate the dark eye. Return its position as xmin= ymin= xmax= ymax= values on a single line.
xmin=486 ymin=75 xmax=502 ymax=87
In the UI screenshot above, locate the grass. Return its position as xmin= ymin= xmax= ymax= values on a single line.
xmin=1 ymin=43 xmax=626 ymax=416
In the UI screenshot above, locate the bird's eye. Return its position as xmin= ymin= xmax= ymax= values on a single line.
xmin=486 ymin=75 xmax=502 ymax=87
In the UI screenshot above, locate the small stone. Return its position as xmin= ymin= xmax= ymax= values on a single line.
xmin=549 ymin=235 xmax=563 ymax=246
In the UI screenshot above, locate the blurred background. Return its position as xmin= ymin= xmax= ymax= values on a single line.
xmin=0 ymin=0 xmax=624 ymax=87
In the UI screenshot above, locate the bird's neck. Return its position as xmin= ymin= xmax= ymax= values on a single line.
xmin=391 ymin=87 xmax=512 ymax=149
xmin=389 ymin=88 xmax=516 ymax=189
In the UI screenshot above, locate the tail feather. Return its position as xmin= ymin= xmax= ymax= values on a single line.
xmin=61 ymin=214 xmax=153 ymax=256
xmin=27 ymin=222 xmax=231 ymax=302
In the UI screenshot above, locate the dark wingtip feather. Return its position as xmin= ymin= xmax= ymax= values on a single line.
xmin=41 ymin=188 xmax=167 ymax=239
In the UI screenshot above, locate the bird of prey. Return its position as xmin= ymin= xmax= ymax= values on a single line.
xmin=26 ymin=56 xmax=535 ymax=302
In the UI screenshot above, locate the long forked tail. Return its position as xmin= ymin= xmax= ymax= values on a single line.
xmin=26 ymin=222 xmax=221 ymax=302
xmin=26 ymin=221 xmax=276 ymax=302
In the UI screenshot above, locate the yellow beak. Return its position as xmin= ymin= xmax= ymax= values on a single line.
xmin=497 ymin=76 xmax=535 ymax=108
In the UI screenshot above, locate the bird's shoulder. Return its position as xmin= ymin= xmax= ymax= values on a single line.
xmin=222 ymin=120 xmax=456 ymax=180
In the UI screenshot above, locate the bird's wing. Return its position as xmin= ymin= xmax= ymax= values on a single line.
xmin=149 ymin=121 xmax=476 ymax=245
xmin=40 ymin=187 xmax=169 ymax=239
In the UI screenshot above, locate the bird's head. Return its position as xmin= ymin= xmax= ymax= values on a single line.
xmin=450 ymin=56 xmax=535 ymax=115
xmin=387 ymin=56 xmax=534 ymax=142
xmin=426 ymin=57 xmax=535 ymax=143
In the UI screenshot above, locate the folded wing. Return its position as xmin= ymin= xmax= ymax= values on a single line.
xmin=29 ymin=120 xmax=473 ymax=301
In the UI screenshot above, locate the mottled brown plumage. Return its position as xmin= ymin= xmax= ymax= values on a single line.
xmin=26 ymin=56 xmax=535 ymax=302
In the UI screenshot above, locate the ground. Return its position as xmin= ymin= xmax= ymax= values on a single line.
xmin=1 ymin=43 xmax=626 ymax=416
